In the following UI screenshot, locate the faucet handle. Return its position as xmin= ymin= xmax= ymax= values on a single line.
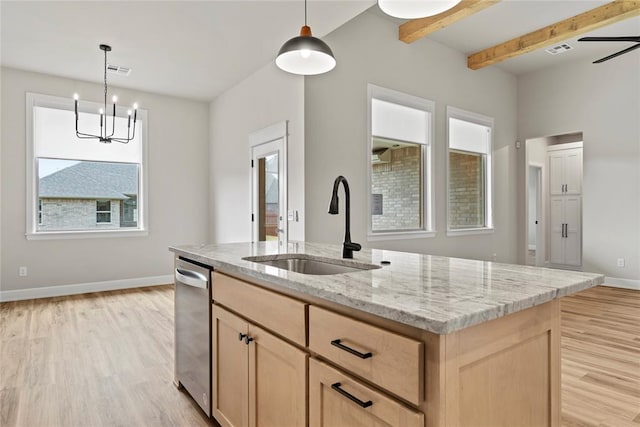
xmin=344 ymin=242 xmax=362 ymax=252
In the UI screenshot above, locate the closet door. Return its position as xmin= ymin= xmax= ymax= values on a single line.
xmin=564 ymin=196 xmax=582 ymax=266
xmin=548 ymin=153 xmax=565 ymax=196
xmin=549 ymin=197 xmax=565 ymax=264
xmin=564 ymin=149 xmax=582 ymax=195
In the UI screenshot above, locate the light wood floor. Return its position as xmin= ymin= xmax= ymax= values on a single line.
xmin=561 ymin=286 xmax=640 ymax=427
xmin=0 ymin=285 xmax=213 ymax=427
xmin=1 ymin=285 xmax=638 ymax=426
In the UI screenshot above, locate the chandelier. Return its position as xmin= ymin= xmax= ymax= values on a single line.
xmin=74 ymin=44 xmax=138 ymax=144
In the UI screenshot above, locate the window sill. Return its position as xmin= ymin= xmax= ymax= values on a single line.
xmin=446 ymin=228 xmax=494 ymax=237
xmin=368 ymin=230 xmax=436 ymax=241
xmin=26 ymin=229 xmax=148 ymax=240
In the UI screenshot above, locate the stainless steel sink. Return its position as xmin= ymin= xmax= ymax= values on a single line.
xmin=243 ymin=255 xmax=381 ymax=275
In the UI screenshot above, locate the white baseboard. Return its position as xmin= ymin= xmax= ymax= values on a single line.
xmin=603 ymin=277 xmax=640 ymax=291
xmin=0 ymin=275 xmax=174 ymax=302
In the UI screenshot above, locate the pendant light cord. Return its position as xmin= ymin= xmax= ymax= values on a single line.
xmin=304 ymin=0 xmax=307 ymax=26
xmin=103 ymin=47 xmax=108 ymax=138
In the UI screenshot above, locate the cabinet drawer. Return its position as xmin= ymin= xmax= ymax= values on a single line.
xmin=213 ymin=272 xmax=307 ymax=347
xmin=309 ymin=358 xmax=424 ymax=427
xmin=309 ymin=306 xmax=423 ymax=405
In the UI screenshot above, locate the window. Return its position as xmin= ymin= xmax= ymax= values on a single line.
xmin=447 ymin=106 xmax=493 ymax=235
xmin=96 ymin=200 xmax=112 ymax=223
xmin=26 ymin=93 xmax=147 ymax=239
xmin=367 ymin=85 xmax=434 ymax=240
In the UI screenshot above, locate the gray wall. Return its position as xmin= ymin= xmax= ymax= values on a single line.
xmin=1 ymin=67 xmax=210 ymax=292
xmin=304 ymin=10 xmax=518 ymax=261
xmin=517 ymin=54 xmax=640 ymax=282
xmin=209 ymin=62 xmax=305 ymax=243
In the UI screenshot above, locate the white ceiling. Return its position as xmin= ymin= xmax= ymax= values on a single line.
xmin=2 ymin=1 xmax=638 ymax=101
xmin=0 ymin=0 xmax=375 ymax=101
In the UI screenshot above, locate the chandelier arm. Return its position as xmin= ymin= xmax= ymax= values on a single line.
xmin=75 ymin=132 xmax=102 ymax=139
xmin=107 ymin=103 xmax=116 ymax=139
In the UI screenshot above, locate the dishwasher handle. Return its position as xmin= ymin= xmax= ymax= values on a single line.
xmin=175 ymin=268 xmax=209 ymax=289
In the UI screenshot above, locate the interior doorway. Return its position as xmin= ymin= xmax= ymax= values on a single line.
xmin=525 ymin=132 xmax=583 ymax=269
xmin=250 ymin=122 xmax=288 ymax=248
xmin=527 ymin=164 xmax=543 ymax=266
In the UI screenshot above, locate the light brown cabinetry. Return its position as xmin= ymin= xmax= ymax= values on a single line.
xmin=212 ymin=305 xmax=307 ymax=427
xmin=309 ymin=306 xmax=423 ymax=405
xmin=211 ymin=270 xmax=560 ymax=427
xmin=309 ymin=358 xmax=424 ymax=427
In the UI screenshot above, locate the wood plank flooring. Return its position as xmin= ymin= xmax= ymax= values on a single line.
xmin=0 ymin=285 xmax=214 ymax=427
xmin=561 ymin=286 xmax=640 ymax=427
xmin=1 ymin=284 xmax=638 ymax=426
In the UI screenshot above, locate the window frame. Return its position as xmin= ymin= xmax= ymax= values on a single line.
xmin=96 ymin=200 xmax=113 ymax=224
xmin=446 ymin=106 xmax=494 ymax=236
xmin=25 ymin=92 xmax=149 ymax=240
xmin=367 ymin=84 xmax=435 ymax=241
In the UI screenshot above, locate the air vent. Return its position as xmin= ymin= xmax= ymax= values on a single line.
xmin=545 ymin=43 xmax=573 ymax=55
xmin=107 ymin=63 xmax=131 ymax=76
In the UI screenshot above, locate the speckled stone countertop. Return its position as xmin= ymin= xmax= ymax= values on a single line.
xmin=169 ymin=241 xmax=604 ymax=334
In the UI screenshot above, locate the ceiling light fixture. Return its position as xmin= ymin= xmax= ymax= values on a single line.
xmin=275 ymin=0 xmax=336 ymax=75
xmin=378 ymin=0 xmax=462 ymax=19
xmin=74 ymin=44 xmax=138 ymax=144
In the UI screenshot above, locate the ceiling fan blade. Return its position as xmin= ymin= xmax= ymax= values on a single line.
xmin=593 ymin=43 xmax=640 ymax=63
xmin=579 ymin=36 xmax=640 ymax=42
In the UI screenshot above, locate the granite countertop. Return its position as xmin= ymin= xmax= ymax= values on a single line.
xmin=169 ymin=241 xmax=604 ymax=334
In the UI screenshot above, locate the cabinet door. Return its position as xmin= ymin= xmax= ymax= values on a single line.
xmin=248 ymin=324 xmax=307 ymax=427
xmin=563 ymin=149 xmax=582 ymax=195
xmin=548 ymin=152 xmax=565 ymax=195
xmin=309 ymin=358 xmax=424 ymax=427
xmin=564 ymin=196 xmax=582 ymax=266
xmin=213 ymin=305 xmax=249 ymax=427
xmin=549 ymin=197 xmax=565 ymax=265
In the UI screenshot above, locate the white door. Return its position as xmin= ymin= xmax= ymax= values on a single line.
xmin=249 ymin=122 xmax=288 ymax=248
xmin=564 ymin=149 xmax=583 ymax=195
xmin=564 ymin=195 xmax=582 ymax=266
xmin=548 ymin=153 xmax=565 ymax=195
xmin=549 ymin=196 xmax=565 ymax=265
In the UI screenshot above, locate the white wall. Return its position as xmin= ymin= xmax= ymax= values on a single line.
xmin=209 ymin=62 xmax=304 ymax=243
xmin=518 ymin=53 xmax=640 ymax=282
xmin=0 ymin=67 xmax=210 ymax=294
xmin=304 ymin=9 xmax=518 ymax=261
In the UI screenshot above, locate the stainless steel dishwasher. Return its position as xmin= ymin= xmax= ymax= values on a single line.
xmin=174 ymin=257 xmax=212 ymax=416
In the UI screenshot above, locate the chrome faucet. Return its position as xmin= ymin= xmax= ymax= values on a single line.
xmin=328 ymin=176 xmax=361 ymax=259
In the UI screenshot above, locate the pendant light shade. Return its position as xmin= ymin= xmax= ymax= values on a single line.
xmin=378 ymin=0 xmax=462 ymax=19
xmin=276 ymin=0 xmax=336 ymax=75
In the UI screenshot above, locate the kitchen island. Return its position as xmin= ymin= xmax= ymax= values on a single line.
xmin=170 ymin=241 xmax=604 ymax=427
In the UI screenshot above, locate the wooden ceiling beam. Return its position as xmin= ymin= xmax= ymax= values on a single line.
xmin=399 ymin=0 xmax=501 ymax=44
xmin=467 ymin=0 xmax=640 ymax=70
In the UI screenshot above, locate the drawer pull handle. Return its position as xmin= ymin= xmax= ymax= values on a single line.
xmin=331 ymin=339 xmax=372 ymax=359
xmin=331 ymin=382 xmax=373 ymax=408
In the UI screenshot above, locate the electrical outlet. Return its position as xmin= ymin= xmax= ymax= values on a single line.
xmin=617 ymin=258 xmax=625 ymax=268
xmin=492 ymin=253 xmax=497 ymax=261
xmin=19 ymin=266 xmax=28 ymax=277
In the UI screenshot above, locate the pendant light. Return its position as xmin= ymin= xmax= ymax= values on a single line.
xmin=378 ymin=0 xmax=462 ymax=19
xmin=74 ymin=44 xmax=138 ymax=144
xmin=276 ymin=0 xmax=336 ymax=75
